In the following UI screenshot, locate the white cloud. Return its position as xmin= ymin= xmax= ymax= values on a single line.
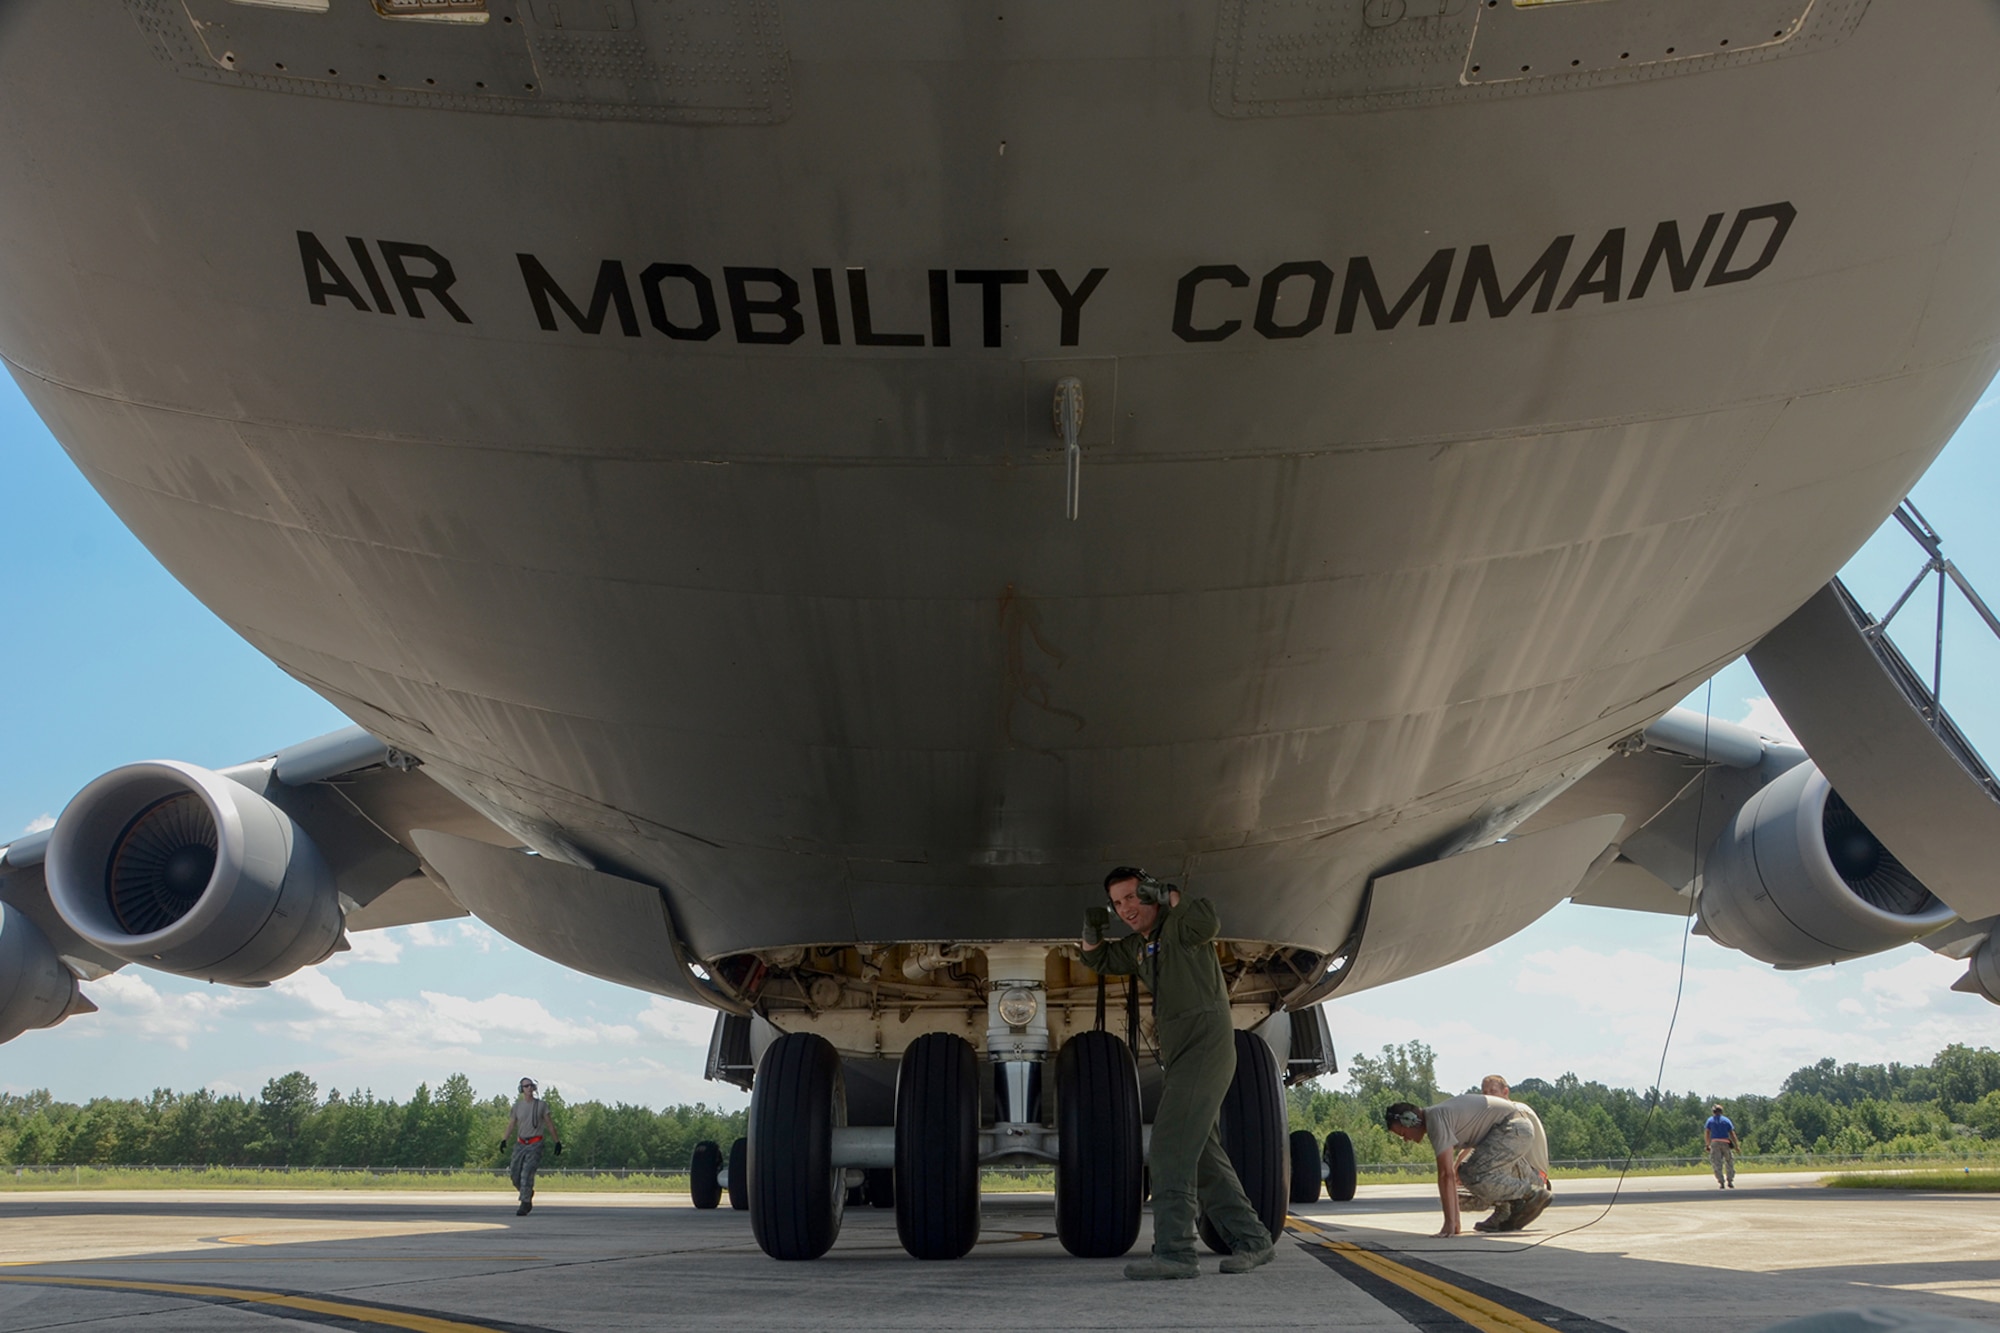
xmin=1505 ymin=943 xmax=1836 ymax=1088
xmin=21 ymin=813 xmax=54 ymax=835
xmin=398 ymin=920 xmax=498 ymax=953
xmin=326 ymin=931 xmax=403 ymax=967
xmin=1325 ymin=920 xmax=2000 ymax=1098
xmin=1736 ymin=696 xmax=1799 ymax=746
xmin=80 ymin=972 xmax=248 ymax=1050
xmin=636 ymin=997 xmax=715 ymax=1046
xmin=263 ymin=971 xmax=641 ymax=1062
xmin=1861 ymin=951 xmax=1965 ymax=1012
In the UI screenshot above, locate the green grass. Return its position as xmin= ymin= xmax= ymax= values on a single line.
xmin=0 ymin=1167 xmax=694 ymax=1192
xmin=0 ymin=1165 xmax=1066 ymax=1195
xmin=1822 ymin=1168 xmax=2000 ymax=1191
xmin=1358 ymin=1158 xmax=2000 ymax=1186
xmin=8 ymin=1159 xmax=1996 ymax=1194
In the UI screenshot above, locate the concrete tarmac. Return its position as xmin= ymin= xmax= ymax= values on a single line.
xmin=1 ymin=1173 xmax=1995 ymax=1331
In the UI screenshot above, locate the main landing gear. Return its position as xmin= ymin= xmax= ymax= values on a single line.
xmin=701 ymin=987 xmax=1312 ymax=1262
xmin=725 ymin=1022 xmax=1299 ymax=1263
xmin=734 ymin=1029 xmax=991 ymax=1261
xmin=688 ymin=1135 xmax=750 ymax=1212
xmin=1288 ymin=1128 xmax=1356 ymax=1202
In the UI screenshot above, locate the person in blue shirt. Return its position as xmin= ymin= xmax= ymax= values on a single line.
xmin=1704 ymin=1104 xmax=1739 ymax=1189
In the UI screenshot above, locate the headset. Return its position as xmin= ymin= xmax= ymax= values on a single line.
xmin=1103 ymin=866 xmax=1180 ymax=905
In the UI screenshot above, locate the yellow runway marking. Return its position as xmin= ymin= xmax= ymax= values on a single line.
xmin=213 ymin=1223 xmax=503 ymax=1245
xmin=1287 ymin=1220 xmax=1563 ymax=1333
xmin=2 ymin=1257 xmax=538 ymax=1265
xmin=0 ymin=1274 xmax=515 ymax=1332
xmin=0 ymin=1213 xmax=503 ymax=1265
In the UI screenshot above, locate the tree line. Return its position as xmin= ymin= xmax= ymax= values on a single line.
xmin=0 ymin=1073 xmax=745 ymax=1171
xmin=1288 ymin=1041 xmax=2000 ymax=1164
xmin=10 ymin=1042 xmax=2000 ymax=1169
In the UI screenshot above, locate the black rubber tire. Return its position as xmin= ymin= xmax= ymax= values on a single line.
xmin=1197 ymin=1030 xmax=1290 ymax=1253
xmin=894 ymin=1032 xmax=982 ymax=1260
xmin=1323 ymin=1131 xmax=1358 ymax=1203
xmin=690 ymin=1139 xmax=722 ymax=1210
xmin=865 ymin=1167 xmax=895 ymax=1209
xmin=727 ymin=1137 xmax=749 ymax=1211
xmin=1290 ymin=1129 xmax=1323 ymax=1203
xmin=1054 ymin=1030 xmax=1144 ymax=1259
xmin=748 ymin=1031 xmax=846 ymax=1260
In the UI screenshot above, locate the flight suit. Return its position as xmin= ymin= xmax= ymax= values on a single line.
xmin=1080 ymin=896 xmax=1272 ymax=1264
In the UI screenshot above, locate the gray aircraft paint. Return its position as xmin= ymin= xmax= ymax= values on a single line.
xmin=2 ymin=1 xmax=1998 ymax=980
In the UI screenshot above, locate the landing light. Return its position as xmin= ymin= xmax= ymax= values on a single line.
xmin=997 ymin=986 xmax=1039 ymax=1028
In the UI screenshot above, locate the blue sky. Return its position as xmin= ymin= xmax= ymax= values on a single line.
xmin=3 ymin=375 xmax=1998 ymax=1110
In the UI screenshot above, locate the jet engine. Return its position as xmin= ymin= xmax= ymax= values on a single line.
xmin=1950 ymin=932 xmax=2000 ymax=1006
xmin=1697 ymin=760 xmax=1955 ymax=967
xmin=45 ymin=761 xmax=343 ymax=985
xmin=0 ymin=901 xmax=85 ymax=1043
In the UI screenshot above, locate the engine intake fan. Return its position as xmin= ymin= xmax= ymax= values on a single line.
xmin=45 ymin=761 xmax=343 ymax=985
xmin=1697 ymin=760 xmax=1954 ymax=967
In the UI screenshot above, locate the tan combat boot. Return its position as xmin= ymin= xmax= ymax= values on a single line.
xmin=1219 ymin=1245 xmax=1275 ymax=1274
xmin=1124 ymin=1255 xmax=1200 ymax=1280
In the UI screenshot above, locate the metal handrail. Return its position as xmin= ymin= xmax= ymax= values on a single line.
xmin=1865 ymin=500 xmax=2000 ymax=716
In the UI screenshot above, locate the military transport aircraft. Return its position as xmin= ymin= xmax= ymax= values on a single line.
xmin=6 ymin=0 xmax=2000 ymax=1265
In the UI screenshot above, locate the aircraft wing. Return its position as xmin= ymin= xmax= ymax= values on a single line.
xmin=1320 ymin=666 xmax=1995 ymax=1006
xmin=1516 ymin=709 xmax=1793 ymax=918
xmin=0 ymin=726 xmax=503 ymax=1042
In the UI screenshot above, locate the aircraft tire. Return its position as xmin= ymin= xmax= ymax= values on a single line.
xmin=748 ymin=1031 xmax=846 ymax=1260
xmin=1323 ymin=1131 xmax=1358 ymax=1203
xmin=727 ymin=1137 xmax=749 ymax=1211
xmin=690 ymin=1140 xmax=723 ymax=1210
xmin=893 ymin=1032 xmax=981 ymax=1260
xmin=1197 ymin=1030 xmax=1288 ymax=1253
xmin=1054 ymin=1030 xmax=1143 ymax=1259
xmin=865 ymin=1167 xmax=895 ymax=1209
xmin=1289 ymin=1129 xmax=1323 ymax=1203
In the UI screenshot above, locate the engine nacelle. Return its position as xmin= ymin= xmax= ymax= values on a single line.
xmin=1951 ymin=933 xmax=2000 ymax=1006
xmin=46 ymin=761 xmax=343 ymax=985
xmin=1697 ymin=760 xmax=1955 ymax=967
xmin=0 ymin=902 xmax=83 ymax=1043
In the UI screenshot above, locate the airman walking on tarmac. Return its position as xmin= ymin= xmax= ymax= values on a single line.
xmin=1079 ymin=867 xmax=1275 ymax=1280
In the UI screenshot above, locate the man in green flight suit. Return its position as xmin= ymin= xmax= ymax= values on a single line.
xmin=1079 ymin=866 xmax=1276 ymax=1280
